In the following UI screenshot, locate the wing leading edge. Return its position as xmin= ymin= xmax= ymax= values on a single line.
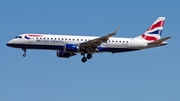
xmin=79 ymin=27 xmax=120 ymax=48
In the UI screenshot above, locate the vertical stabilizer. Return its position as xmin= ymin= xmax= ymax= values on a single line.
xmin=134 ymin=17 xmax=165 ymax=42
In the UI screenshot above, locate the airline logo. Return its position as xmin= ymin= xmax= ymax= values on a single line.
xmin=141 ymin=17 xmax=165 ymax=41
xmin=24 ymin=34 xmax=42 ymax=39
xmin=147 ymin=20 xmax=164 ymax=32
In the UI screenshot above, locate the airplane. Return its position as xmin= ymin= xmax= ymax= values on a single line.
xmin=6 ymin=17 xmax=171 ymax=62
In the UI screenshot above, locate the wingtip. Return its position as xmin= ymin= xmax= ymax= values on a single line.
xmin=165 ymin=36 xmax=172 ymax=40
xmin=168 ymin=36 xmax=172 ymax=38
xmin=113 ymin=26 xmax=120 ymax=34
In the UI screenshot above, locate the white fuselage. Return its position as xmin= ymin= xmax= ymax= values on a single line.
xmin=7 ymin=34 xmax=152 ymax=53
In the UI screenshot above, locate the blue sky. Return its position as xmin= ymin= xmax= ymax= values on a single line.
xmin=0 ymin=0 xmax=179 ymax=101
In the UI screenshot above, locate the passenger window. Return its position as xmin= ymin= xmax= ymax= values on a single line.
xmin=77 ymin=39 xmax=79 ymax=41
xmin=62 ymin=38 xmax=63 ymax=40
xmin=47 ymin=38 xmax=49 ymax=40
xmin=44 ymin=38 xmax=46 ymax=39
xmin=58 ymin=38 xmax=60 ymax=40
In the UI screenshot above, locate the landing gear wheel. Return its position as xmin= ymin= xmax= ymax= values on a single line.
xmin=81 ymin=57 xmax=87 ymax=63
xmin=87 ymin=54 xmax=92 ymax=59
xmin=23 ymin=53 xmax=26 ymax=57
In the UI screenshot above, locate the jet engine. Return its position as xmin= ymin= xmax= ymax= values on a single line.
xmin=56 ymin=50 xmax=76 ymax=58
xmin=64 ymin=44 xmax=79 ymax=52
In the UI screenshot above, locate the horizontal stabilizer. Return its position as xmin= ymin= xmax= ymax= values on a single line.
xmin=149 ymin=36 xmax=172 ymax=44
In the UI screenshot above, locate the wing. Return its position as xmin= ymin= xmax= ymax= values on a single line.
xmin=79 ymin=27 xmax=120 ymax=52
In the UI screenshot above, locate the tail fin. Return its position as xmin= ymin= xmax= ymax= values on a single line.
xmin=134 ymin=17 xmax=165 ymax=42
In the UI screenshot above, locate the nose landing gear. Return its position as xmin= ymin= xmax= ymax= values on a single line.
xmin=22 ymin=48 xmax=26 ymax=57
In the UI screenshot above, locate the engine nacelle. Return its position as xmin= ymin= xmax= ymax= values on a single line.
xmin=56 ymin=50 xmax=76 ymax=58
xmin=64 ymin=44 xmax=79 ymax=52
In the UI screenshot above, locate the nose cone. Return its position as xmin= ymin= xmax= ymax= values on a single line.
xmin=6 ymin=40 xmax=14 ymax=47
xmin=6 ymin=43 xmax=9 ymax=46
xmin=6 ymin=42 xmax=11 ymax=47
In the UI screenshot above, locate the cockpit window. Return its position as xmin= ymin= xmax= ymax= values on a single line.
xmin=14 ymin=36 xmax=22 ymax=39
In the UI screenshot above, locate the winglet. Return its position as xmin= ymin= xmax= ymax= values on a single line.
xmin=112 ymin=26 xmax=120 ymax=34
xmin=149 ymin=36 xmax=172 ymax=44
xmin=108 ymin=26 xmax=120 ymax=37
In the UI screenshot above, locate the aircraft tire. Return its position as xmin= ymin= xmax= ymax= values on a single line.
xmin=81 ymin=57 xmax=87 ymax=62
xmin=87 ymin=54 xmax=92 ymax=59
xmin=23 ymin=53 xmax=26 ymax=57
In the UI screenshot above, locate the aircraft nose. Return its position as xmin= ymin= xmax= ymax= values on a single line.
xmin=6 ymin=42 xmax=11 ymax=47
xmin=6 ymin=40 xmax=14 ymax=47
xmin=6 ymin=43 xmax=11 ymax=46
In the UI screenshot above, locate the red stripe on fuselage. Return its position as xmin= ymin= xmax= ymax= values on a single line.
xmin=142 ymin=34 xmax=158 ymax=41
xmin=147 ymin=20 xmax=164 ymax=31
xmin=27 ymin=34 xmax=42 ymax=37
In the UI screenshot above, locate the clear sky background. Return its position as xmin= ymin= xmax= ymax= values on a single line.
xmin=0 ymin=0 xmax=179 ymax=101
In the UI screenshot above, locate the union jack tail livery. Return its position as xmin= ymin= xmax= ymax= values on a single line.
xmin=135 ymin=17 xmax=165 ymax=42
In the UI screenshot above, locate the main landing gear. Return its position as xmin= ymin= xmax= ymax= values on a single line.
xmin=22 ymin=48 xmax=26 ymax=57
xmin=81 ymin=53 xmax=92 ymax=63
